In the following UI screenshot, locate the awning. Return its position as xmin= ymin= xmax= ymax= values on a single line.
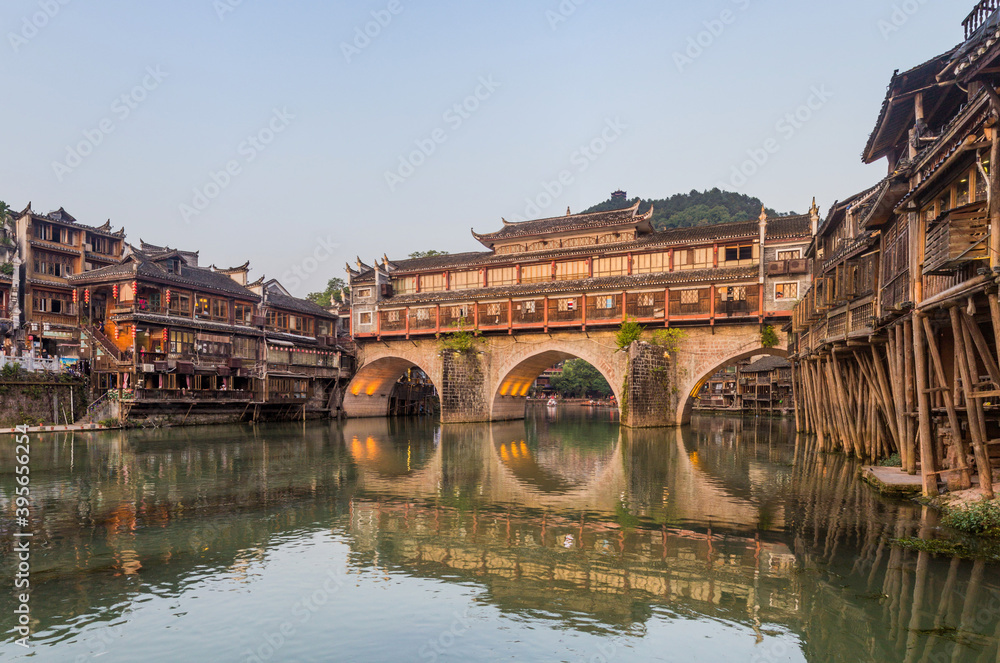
xmin=268 ymin=339 xmax=295 ymax=347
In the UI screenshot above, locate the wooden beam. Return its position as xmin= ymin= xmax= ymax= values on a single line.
xmin=922 ymin=315 xmax=973 ymax=489
xmin=952 ymin=306 xmax=995 ymax=499
xmin=913 ymin=314 xmax=939 ymax=496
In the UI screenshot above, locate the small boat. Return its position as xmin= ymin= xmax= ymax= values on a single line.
xmin=546 ymin=398 xmax=558 ymax=406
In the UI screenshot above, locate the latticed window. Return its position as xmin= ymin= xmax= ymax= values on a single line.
xmin=416 ymin=308 xmax=431 ymax=320
xmin=387 ymin=310 xmax=401 ymax=322
xmin=420 ymin=273 xmax=446 ymax=292
xmin=633 ymin=252 xmax=668 ymax=274
xmin=521 ymin=264 xmax=550 ymax=283
xmin=450 ymin=271 xmax=480 ymax=290
xmin=486 ymin=303 xmax=503 ymax=316
xmin=488 ymin=267 xmax=516 ymax=286
xmin=557 ymin=298 xmax=577 ymax=311
xmin=555 ymin=260 xmax=588 ymax=280
xmin=593 ymin=256 xmax=627 ymax=277
xmin=680 ymin=290 xmax=699 ymax=304
xmin=563 ymin=236 xmax=596 ymax=248
xmin=775 ymin=283 xmax=798 ymax=300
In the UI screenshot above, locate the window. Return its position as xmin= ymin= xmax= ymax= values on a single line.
xmin=355 ymin=287 xmax=372 ymax=299
xmin=211 ymin=299 xmax=229 ymax=320
xmin=420 ymin=273 xmax=446 ymax=292
xmin=169 ymin=330 xmax=194 ymax=354
xmin=523 ymin=300 xmax=536 ymax=314
xmin=235 ymin=303 xmax=254 ymax=325
xmin=593 ymin=256 xmax=627 ymax=277
xmin=488 ymin=267 xmax=516 ymax=286
xmin=359 ymin=311 xmax=373 ymax=325
xmin=486 ymin=302 xmax=503 ymax=316
xmin=521 ymin=264 xmax=550 ymax=283
xmin=32 ymin=253 xmax=74 ymax=277
xmin=233 ymin=337 xmax=257 ymax=359
xmin=557 ymin=298 xmax=577 ymax=312
xmin=386 ymin=310 xmax=401 ymax=323
xmin=555 ymin=260 xmax=588 ymax=280
xmin=776 ymin=249 xmax=801 ymax=261
xmin=774 ymin=282 xmax=798 ymax=300
xmin=723 ymin=244 xmax=753 ymax=262
xmin=195 ymin=296 xmax=210 ymax=317
xmin=680 ymin=290 xmax=699 ymax=305
xmin=32 ymin=291 xmax=75 ymax=315
xmin=450 ymin=270 xmax=480 ymax=290
xmin=450 ymin=306 xmax=469 ymax=319
xmin=596 ymin=296 xmax=615 ymax=309
xmin=267 ymin=310 xmax=289 ymax=330
xmin=563 ymin=235 xmax=596 ymax=248
xmin=416 ymin=307 xmax=431 ymax=321
xmin=633 ymin=252 xmax=668 ymax=274
xmin=169 ymin=294 xmax=191 ymax=316
xmin=676 ymin=248 xmax=710 ymax=270
xmin=392 ymin=276 xmax=417 ymax=295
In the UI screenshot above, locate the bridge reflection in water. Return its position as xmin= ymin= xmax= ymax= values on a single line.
xmin=3 ymin=411 xmax=1000 ymax=662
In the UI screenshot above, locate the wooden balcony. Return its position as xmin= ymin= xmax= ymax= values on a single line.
xmin=923 ymin=201 xmax=989 ymax=275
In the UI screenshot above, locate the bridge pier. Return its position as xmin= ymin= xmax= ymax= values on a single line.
xmin=440 ymin=350 xmax=492 ymax=423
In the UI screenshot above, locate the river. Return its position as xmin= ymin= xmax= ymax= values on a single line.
xmin=2 ymin=407 xmax=999 ymax=662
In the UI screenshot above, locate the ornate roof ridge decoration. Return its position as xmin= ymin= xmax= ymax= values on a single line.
xmin=210 ymin=260 xmax=251 ymax=274
xmin=247 ymin=275 xmax=265 ymax=288
xmin=345 ymin=262 xmax=359 ymax=277
xmin=471 ymin=200 xmax=649 ymax=247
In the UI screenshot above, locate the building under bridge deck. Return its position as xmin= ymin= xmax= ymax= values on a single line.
xmin=348 ymin=200 xmax=816 ymax=340
xmin=790 ymin=0 xmax=1000 ymax=497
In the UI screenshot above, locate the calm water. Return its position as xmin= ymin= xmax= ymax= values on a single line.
xmin=2 ymin=408 xmax=1000 ymax=662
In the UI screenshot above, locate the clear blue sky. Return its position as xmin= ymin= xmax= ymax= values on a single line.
xmin=1 ymin=0 xmax=966 ymax=296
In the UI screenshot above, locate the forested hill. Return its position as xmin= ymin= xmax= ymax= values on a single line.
xmin=582 ymin=189 xmax=793 ymax=232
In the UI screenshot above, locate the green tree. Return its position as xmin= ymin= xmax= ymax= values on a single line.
xmin=306 ymin=277 xmax=346 ymax=306
xmin=582 ymin=188 xmax=791 ymax=232
xmin=549 ymin=360 xmax=612 ymax=398
xmin=409 ymin=250 xmax=449 ymax=259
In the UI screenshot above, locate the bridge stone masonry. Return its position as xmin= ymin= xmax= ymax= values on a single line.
xmin=344 ymin=198 xmax=809 ymax=426
xmin=343 ymin=327 xmax=787 ymax=426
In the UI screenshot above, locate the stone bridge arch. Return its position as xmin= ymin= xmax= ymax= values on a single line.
xmin=488 ymin=332 xmax=625 ymax=421
xmin=671 ymin=326 xmax=788 ymax=426
xmin=342 ymin=343 xmax=443 ymax=419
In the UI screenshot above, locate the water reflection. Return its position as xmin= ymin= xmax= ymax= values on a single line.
xmin=1 ymin=412 xmax=999 ymax=662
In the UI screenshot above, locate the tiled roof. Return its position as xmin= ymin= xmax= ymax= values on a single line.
xmin=471 ymin=201 xmax=653 ymax=246
xmin=19 ymin=205 xmax=125 ymax=238
xmin=741 ymin=355 xmax=790 ymax=373
xmin=376 ymin=266 xmax=759 ymax=307
xmin=68 ymin=250 xmax=262 ymax=300
xmin=862 ymin=48 xmax=960 ymax=164
xmin=352 ymin=216 xmax=810 ymax=283
xmin=265 ymin=290 xmax=339 ymax=319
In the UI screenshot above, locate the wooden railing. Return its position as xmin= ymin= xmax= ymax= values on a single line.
xmin=964 ymin=0 xmax=999 ymax=38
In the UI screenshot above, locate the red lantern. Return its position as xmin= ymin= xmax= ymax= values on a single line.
xmin=165 ymin=289 xmax=171 ymax=306
xmin=131 ymin=325 xmax=137 ymax=340
xmin=72 ymin=289 xmax=78 ymax=303
xmin=113 ymin=284 xmax=119 ymax=300
xmin=113 ymin=324 xmax=120 ymax=339
xmin=132 ymin=281 xmax=138 ymax=296
xmin=84 ymin=288 xmax=90 ymax=304
xmin=161 ymin=328 xmax=168 ymax=344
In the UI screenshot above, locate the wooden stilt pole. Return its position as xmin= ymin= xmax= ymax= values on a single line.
xmin=912 ymin=313 xmax=939 ymax=496
xmin=902 ymin=321 xmax=918 ymax=475
xmin=921 ymin=315 xmax=973 ymax=489
xmin=954 ymin=306 xmax=996 ymax=499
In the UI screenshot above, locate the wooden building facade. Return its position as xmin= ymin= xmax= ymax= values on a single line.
xmin=68 ymin=241 xmax=350 ymax=418
xmin=791 ymin=0 xmax=1000 ymax=496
